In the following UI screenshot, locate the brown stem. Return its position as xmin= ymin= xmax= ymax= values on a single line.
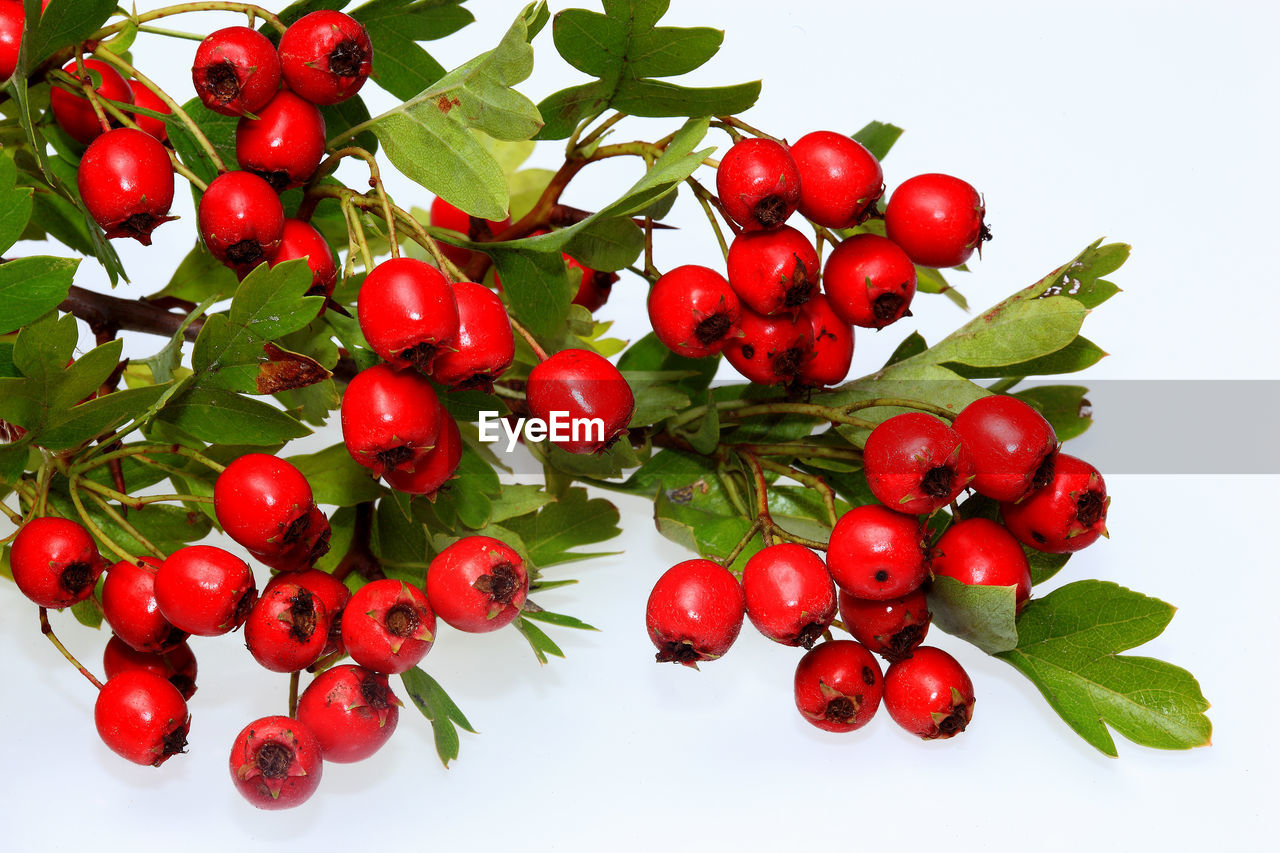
xmin=332 ymin=502 xmax=382 ymax=582
xmin=40 ymin=608 xmax=104 ymax=690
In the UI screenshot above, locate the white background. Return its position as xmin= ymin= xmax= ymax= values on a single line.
xmin=3 ymin=1 xmax=1278 ymax=850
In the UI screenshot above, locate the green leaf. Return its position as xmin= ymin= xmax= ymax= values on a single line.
xmin=916 ymin=265 xmax=968 ymax=311
xmin=488 ymin=236 xmax=575 ymax=337
xmin=157 ymin=388 xmax=310 ymax=445
xmin=1014 ymin=385 xmax=1093 ymax=441
xmin=930 ymin=296 xmax=1088 ymax=369
xmin=320 ymin=95 xmax=379 ymax=155
xmin=514 ymin=614 xmax=564 ymax=664
xmin=852 ymin=121 xmax=904 ymax=162
xmin=561 ymin=216 xmax=644 ymax=272
xmin=945 ymin=336 xmax=1107 ymax=379
xmin=150 ymin=243 xmax=239 ymax=302
xmin=927 ymin=575 xmax=1020 ymax=654
xmin=997 ymin=581 xmax=1212 ymax=756
xmin=0 ymin=257 xmax=77 ymax=335
xmin=373 ymin=496 xmax=428 ymax=568
xmin=0 ymin=155 xmax=35 ymax=253
xmin=353 ymin=0 xmax=475 ymax=101
xmin=288 ymin=444 xmax=385 ymax=506
xmin=617 ymin=331 xmax=718 ymax=397
xmin=520 ymin=608 xmax=597 ymax=631
xmin=500 ymin=486 xmax=620 ymax=568
xmin=1026 ymin=547 xmax=1070 ymax=587
xmin=487 ymin=484 xmax=554 ymax=524
xmin=399 ymin=666 xmax=477 ymax=768
xmin=23 ymin=0 xmax=117 ymax=69
xmin=166 ymin=98 xmax=238 ymax=189
xmin=884 ymin=331 xmax=928 ymax=367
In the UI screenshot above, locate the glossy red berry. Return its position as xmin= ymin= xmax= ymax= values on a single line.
xmin=864 ymin=413 xmax=974 ymax=515
xmin=341 ymin=579 xmax=435 ymax=675
xmin=823 ymin=233 xmax=917 ymax=329
xmin=1000 ymin=454 xmax=1108 ymax=553
xmin=252 ymin=504 xmax=331 ymax=572
xmin=726 ymin=225 xmax=820 ymax=316
xmin=647 ymin=265 xmax=741 ymax=358
xmin=715 ymin=137 xmax=800 ymax=230
xmin=953 ymin=395 xmax=1058 ymax=503
xmin=269 ymin=219 xmax=338 ymax=298
xmin=278 ymin=11 xmax=372 ymax=105
xmin=9 ymin=516 xmax=104 ymax=609
xmin=214 ymin=453 xmax=315 ymax=557
xmin=340 ymin=363 xmax=442 ymax=476
xmin=793 ymin=640 xmax=884 ymax=733
xmin=192 ymin=26 xmax=280 ymax=117
xmin=428 ymin=196 xmax=509 ymax=269
xmin=50 ymin=58 xmax=133 ymax=145
xmin=566 ymin=254 xmax=618 ymax=312
xmin=741 ymin=543 xmax=836 ymax=648
xmin=932 ymin=517 xmax=1033 ymax=608
xmin=127 ymin=79 xmax=171 ymax=141
xmin=297 ymin=664 xmax=401 ymax=763
xmin=526 ymin=349 xmax=635 ymax=454
xmin=95 ymin=670 xmax=190 ymax=767
xmin=790 ymin=131 xmax=884 ymax=228
xmin=154 ymin=545 xmax=257 ymax=637
xmin=646 ymin=559 xmax=745 ymax=667
xmin=267 ymin=569 xmax=350 ymax=657
xmin=102 ymin=556 xmax=188 ymax=653
xmin=235 ymin=89 xmax=325 ymax=191
xmin=244 ymin=579 xmax=329 ymax=673
xmin=197 ymin=170 xmax=285 ymax=275
xmin=0 ymin=1 xmax=23 ymax=81
xmin=431 ymin=280 xmax=514 ymax=392
xmin=883 ymin=646 xmax=975 ymax=739
xmin=103 ymin=635 xmax=198 ymax=700
xmin=230 ymin=716 xmax=324 ymax=810
xmin=885 ymin=173 xmax=989 ymax=268
xmin=426 ymin=535 xmax=528 ymax=633
xmin=798 ymin=293 xmax=854 ymax=387
xmin=723 ymin=304 xmax=814 ymax=385
xmin=357 ymin=257 xmax=460 ymax=374
xmin=838 ymin=587 xmax=931 ymax=663
xmin=826 ymin=505 xmax=929 ymax=600
xmin=384 ymin=402 xmax=462 ymax=497
xmin=77 ymin=127 xmax=176 ymax=245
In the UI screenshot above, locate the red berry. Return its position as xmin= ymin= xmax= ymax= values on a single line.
xmin=426 ymin=535 xmax=528 ymax=633
xmin=883 ymin=646 xmax=975 ymax=739
xmin=126 ymin=79 xmax=171 ymax=141
xmin=715 ymin=138 xmax=800 ymax=230
xmin=826 ymin=505 xmax=929 ymax=600
xmin=235 ymin=89 xmax=325 ymax=191
xmin=77 ymin=127 xmax=176 ymax=245
xmin=340 ymin=363 xmax=442 ymax=476
xmin=383 ymin=401 xmax=462 ymax=497
xmin=192 ymin=26 xmax=281 ymax=117
xmin=101 ymin=556 xmax=188 ymax=653
xmin=50 ymin=58 xmax=133 ymax=145
xmin=647 ymin=265 xmax=741 ymax=358
xmin=953 ymin=395 xmax=1058 ymax=503
xmin=1000 ymin=454 xmax=1108 ymax=553
xmin=296 ymin=664 xmax=400 ymax=763
xmin=822 ymin=233 xmax=917 ymax=329
xmin=645 ymin=559 xmax=745 ymax=667
xmin=741 ymin=543 xmax=836 ymax=648
xmin=214 ymin=453 xmax=315 ymax=558
xmin=932 ymin=518 xmax=1033 ymax=608
xmin=229 ymin=716 xmax=324 ymax=810
xmin=885 ymin=173 xmax=989 ymax=269
xmin=838 ymin=587 xmax=931 ymax=663
xmin=268 ymin=569 xmax=350 ymax=657
xmin=340 ymin=579 xmax=435 ymax=675
xmin=252 ymin=504 xmax=331 ymax=572
xmin=793 ymin=640 xmax=884 ymax=733
xmin=94 ymin=670 xmax=190 ymax=766
xmin=197 ymin=170 xmax=285 ymax=276
xmin=269 ymin=219 xmax=338 ymax=299
xmin=9 ymin=516 xmax=104 ymax=609
xmin=430 ymin=280 xmax=514 ymax=392
xmin=526 ymin=349 xmax=634 ymax=454
xmin=103 ymin=635 xmax=198 ymax=700
xmin=863 ymin=413 xmax=974 ymax=515
xmin=244 ymin=579 xmax=329 ymax=673
xmin=726 ymin=225 xmax=820 ymax=316
xmin=723 ymin=304 xmax=814 ymax=385
xmin=566 ymin=254 xmax=618 ymax=312
xmin=0 ymin=1 xmax=23 ymax=81
xmin=797 ymin=293 xmax=854 ymax=387
xmin=356 ymin=257 xmax=460 ymax=374
xmin=428 ymin=196 xmax=509 ymax=269
xmin=790 ymin=130 xmax=884 ymax=228
xmin=277 ymin=11 xmax=372 ymax=105
xmin=154 ymin=545 xmax=257 ymax=637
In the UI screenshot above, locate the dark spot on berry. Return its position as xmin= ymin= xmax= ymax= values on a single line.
xmin=783 ymin=259 xmax=813 ymax=307
xmin=287 ymin=590 xmax=318 ymax=642
xmin=256 ymin=742 xmax=294 ymax=779
xmin=753 ymin=194 xmax=788 ymax=228
xmin=58 ymin=561 xmax=93 ymax=595
xmin=920 ymin=465 xmax=955 ymax=499
xmin=694 ymin=312 xmax=733 ymax=346
xmin=385 ymin=603 xmax=420 ymax=638
xmin=936 ymin=705 xmax=970 ymax=737
xmin=861 ymin=666 xmax=876 ymax=686
xmin=456 ymin=372 xmax=496 ymax=394
xmin=160 ymin=723 xmax=190 ymax=761
xmin=739 ymin=343 xmax=755 ymax=360
xmin=307 ymin=527 xmax=331 ymax=563
xmin=400 ymin=341 xmax=438 ymax=375
xmin=593 ymin=271 xmax=616 ymax=292
xmin=233 ymin=587 xmax=256 ymax=628
xmin=771 ymin=346 xmax=806 ymax=379
xmin=359 ymin=672 xmax=392 ymax=710
xmin=376 ymin=444 xmax=416 ymax=472
xmin=203 ymin=61 xmax=241 ymax=104
xmin=1076 ymin=490 xmax=1105 ymax=527
xmin=1032 ymin=452 xmax=1057 ymax=492
xmin=794 ymin=621 xmax=826 ymax=650
xmin=472 ymin=562 xmax=521 ymax=605
xmin=225 ymin=239 xmax=265 ymax=267
xmin=328 ymin=39 xmax=367 ymax=78
xmin=160 ymin=625 xmax=188 ymax=650
xmin=1031 ymin=531 xmax=1047 ymax=544
xmin=873 ymin=292 xmax=905 ymax=323
xmin=283 ymin=511 xmax=312 ymax=545
xmin=655 ymin=641 xmax=702 ymax=665
xmin=824 ymin=696 xmax=857 ymax=722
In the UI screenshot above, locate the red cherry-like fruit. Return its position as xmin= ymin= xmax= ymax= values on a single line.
xmin=428 ymin=196 xmax=509 ymax=269
xmin=797 ymin=293 xmax=854 ymax=387
xmin=647 ymin=265 xmax=741 ymax=358
xmin=214 ymin=453 xmax=316 ymax=558
xmin=822 ymin=233 xmax=917 ymax=329
xmin=646 ymin=559 xmax=745 ymax=667
xmin=826 ymin=505 xmax=929 ymax=600
xmin=154 ymin=545 xmax=257 ymax=637
xmin=726 ymin=225 xmax=820 ymax=316
xmin=357 ymin=257 xmax=460 ymax=374
xmin=723 ymin=304 xmax=814 ymax=385
xmin=383 ymin=401 xmax=462 ymax=498
xmin=1000 ymin=454 xmax=1108 ymax=553
xmin=297 ymin=664 xmax=401 ymax=763
xmin=267 ymin=570 xmax=350 ymax=658
xmin=9 ymin=516 xmax=104 ymax=609
xmin=931 ymin=517 xmax=1033 ymax=609
xmin=838 ymin=587 xmax=931 ymax=663
xmin=51 ymin=58 xmax=133 ymax=145
xmin=229 ymin=716 xmax=324 ymax=809
xmin=885 ymin=173 xmax=989 ymax=269
xmin=191 ymin=26 xmax=281 ymax=117
xmin=103 ymin=635 xmax=198 ymax=700
xmin=863 ymin=413 xmax=974 ymax=515
xmin=127 ymin=79 xmax=171 ymax=141
xmin=77 ymin=127 xmax=176 ymax=245
xmin=883 ymin=646 xmax=975 ymax=739
xmin=426 ymin=535 xmax=529 ymax=633
xmin=526 ymin=349 xmax=634 ymax=454
xmin=566 ymin=253 xmax=619 ymax=312
xmin=235 ymin=89 xmax=325 ymax=191
xmin=340 ymin=579 xmax=436 ymax=675
xmin=244 ymin=579 xmax=329 ymax=673
xmin=251 ymin=504 xmax=331 ymax=573
xmin=101 ymin=556 xmax=188 ymax=654
xmin=277 ymin=11 xmax=372 ymax=105
xmin=715 ymin=137 xmax=801 ymax=230
xmin=197 ymin=170 xmax=285 ymax=275
xmin=953 ymin=395 xmax=1058 ymax=503
xmin=0 ymin=1 xmax=24 ymax=81
xmin=94 ymin=670 xmax=190 ymax=767
xmin=741 ymin=543 xmax=837 ymax=648
xmin=269 ymin=219 xmax=339 ymax=299
xmin=793 ymin=640 xmax=884 ymax=733
xmin=790 ymin=130 xmax=884 ymax=228
xmin=430 ymin=280 xmax=514 ymax=392
xmin=340 ymin=363 xmax=442 ymax=476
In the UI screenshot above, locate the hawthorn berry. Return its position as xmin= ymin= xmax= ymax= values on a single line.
xmin=567 ymin=253 xmax=619 ymax=312
xmin=77 ymin=127 xmax=176 ymax=245
xmin=244 ymin=579 xmax=329 ymax=673
xmin=50 ymin=58 xmax=133 ymax=145
xmin=235 ymin=89 xmax=325 ymax=191
xmin=428 ymin=196 xmax=509 ymax=269
xmin=726 ymin=225 xmax=820 ymax=316
xmin=9 ymin=516 xmax=104 ymax=609
xmin=931 ymin=517 xmax=1033 ymax=608
xmin=191 ymin=26 xmax=281 ymax=117
xmin=357 ymin=257 xmax=460 ymax=374
xmin=645 ymin=559 xmax=745 ymax=667
xmin=838 ymin=587 xmax=931 ymax=663
xmin=741 ymin=543 xmax=837 ymax=648
xmin=340 ymin=363 xmax=442 ymax=476
xmin=790 ymin=130 xmax=884 ymax=228
xmin=229 ymin=716 xmax=324 ymax=810
xmin=0 ymin=1 xmax=23 ymax=81
xmin=431 ymin=280 xmax=514 ymax=392
xmin=647 ymin=265 xmax=742 ymax=358
xmin=863 ymin=412 xmax=974 ymax=515
xmin=103 ymin=635 xmax=198 ymax=701
xmin=822 ymin=233 xmax=917 ymax=329
xmin=715 ymin=137 xmax=800 ymax=230
xmin=101 ymin=555 xmax=188 ymax=654
xmin=269 ymin=219 xmax=339 ymax=299
xmin=793 ymin=640 xmax=884 ymax=733
xmin=883 ymin=646 xmax=975 ymax=739
xmin=1000 ymin=454 xmax=1108 ymax=553
xmin=426 ymin=535 xmax=528 ymax=633
xmin=341 ymin=579 xmax=436 ymax=675
xmin=953 ymin=395 xmax=1058 ymax=503
xmin=253 ymin=504 xmax=331 ymax=572
xmin=296 ymin=665 xmax=401 ymax=763
xmin=383 ymin=402 xmax=462 ymax=497
xmin=267 ymin=570 xmax=350 ymax=658
xmin=214 ymin=453 xmax=315 ymax=558
xmin=94 ymin=670 xmax=190 ymax=767
xmin=277 ymin=11 xmax=372 ymax=105
xmin=154 ymin=545 xmax=257 ymax=637
xmin=826 ymin=504 xmax=929 ymax=600
xmin=798 ymin=293 xmax=855 ymax=387
xmin=127 ymin=79 xmax=171 ymax=141
xmin=197 ymin=170 xmax=285 ymax=276
xmin=526 ymin=349 xmax=635 ymax=454
xmin=723 ymin=304 xmax=814 ymax=385
xmin=885 ymin=173 xmax=989 ymax=269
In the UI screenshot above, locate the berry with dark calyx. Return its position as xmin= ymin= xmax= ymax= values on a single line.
xmin=742 ymin=543 xmax=837 ymax=648
xmin=267 ymin=570 xmax=350 ymax=657
xmin=235 ymin=89 xmax=325 ymax=191
xmin=50 ymin=58 xmax=133 ymax=145
xmin=101 ymin=556 xmax=188 ymax=654
xmin=953 ymin=395 xmax=1059 ymax=503
xmin=277 ymin=10 xmax=372 ymax=106
xmin=383 ymin=402 xmax=462 ymax=498
xmin=822 ymin=233 xmax=917 ymax=329
xmin=790 ymin=130 xmax=884 ymax=228
xmin=127 ymin=79 xmax=171 ymax=141
xmin=103 ymin=635 xmax=198 ymax=700
xmin=191 ymin=26 xmax=281 ymax=117
xmin=726 ymin=225 xmax=820 ymax=316
xmin=431 ymin=280 xmax=514 ymax=392
xmin=253 ymin=504 xmax=331 ymax=572
xmin=883 ymin=646 xmax=975 ymax=739
xmin=646 ymin=559 xmax=745 ymax=667
xmin=197 ymin=171 xmax=285 ymax=276
xmin=647 ymin=264 xmax=742 ymax=358
xmin=793 ymin=640 xmax=884 ymax=733
xmin=566 ymin=253 xmax=619 ymax=312
xmin=798 ymin=293 xmax=854 ymax=387
xmin=229 ymin=716 xmax=324 ymax=810
xmin=838 ymin=587 xmax=931 ymax=663
xmin=428 ymin=196 xmax=509 ymax=269
xmin=244 ymin=579 xmax=329 ymax=673
xmin=932 ymin=517 xmax=1033 ymax=608
xmin=356 ymin=257 xmax=460 ymax=374
xmin=154 ymin=545 xmax=257 ymax=637
xmin=863 ymin=412 xmax=974 ymax=515
xmin=826 ymin=505 xmax=929 ymax=600
xmin=1000 ymin=454 xmax=1108 ymax=553
xmin=715 ymin=137 xmax=801 ymax=230
xmin=426 ymin=535 xmax=528 ymax=633
xmin=94 ymin=670 xmax=190 ymax=767
xmin=269 ymin=219 xmax=339 ymax=299
xmin=340 ymin=579 xmax=435 ymax=675
xmin=77 ymin=127 xmax=175 ymax=245
xmin=340 ymin=363 xmax=442 ymax=476
xmin=297 ymin=664 xmax=401 ymax=763
xmin=526 ymin=349 xmax=635 ymax=454
xmin=723 ymin=304 xmax=814 ymax=385
xmin=214 ymin=453 xmax=316 ymax=558
xmin=885 ymin=173 xmax=989 ymax=269
xmin=9 ymin=516 xmax=104 ymax=609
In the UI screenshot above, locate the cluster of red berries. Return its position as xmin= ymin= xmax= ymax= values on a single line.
xmin=647 ymin=131 xmax=988 ymax=387
xmin=645 ymin=394 xmax=1108 ymax=739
